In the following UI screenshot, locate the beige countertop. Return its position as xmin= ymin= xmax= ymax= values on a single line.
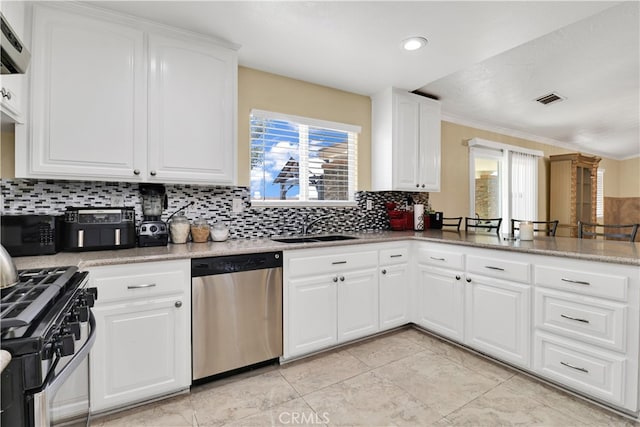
xmin=13 ymin=230 xmax=640 ymax=270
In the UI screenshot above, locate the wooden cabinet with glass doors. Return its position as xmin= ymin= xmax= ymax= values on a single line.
xmin=549 ymin=153 xmax=601 ymax=237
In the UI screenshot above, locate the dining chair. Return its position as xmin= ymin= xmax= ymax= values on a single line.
xmin=441 ymin=217 xmax=463 ymax=232
xmin=577 ymin=222 xmax=639 ymax=242
xmin=511 ymin=219 xmax=559 ymax=237
xmin=465 ymin=217 xmax=502 ymax=235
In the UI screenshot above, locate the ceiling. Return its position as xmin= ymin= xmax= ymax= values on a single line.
xmin=89 ymin=1 xmax=639 ymax=160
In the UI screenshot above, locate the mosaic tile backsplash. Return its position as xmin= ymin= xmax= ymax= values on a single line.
xmin=1 ymin=179 xmax=429 ymax=239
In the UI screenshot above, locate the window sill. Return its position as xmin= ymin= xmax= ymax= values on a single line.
xmin=250 ymin=200 xmax=358 ymax=209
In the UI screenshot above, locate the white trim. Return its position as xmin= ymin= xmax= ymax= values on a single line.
xmin=251 ymin=109 xmax=362 ymax=134
xmin=444 ymin=114 xmax=639 ymax=161
xmin=469 ymin=138 xmax=544 ymax=157
xmin=251 ymin=200 xmax=358 ymax=208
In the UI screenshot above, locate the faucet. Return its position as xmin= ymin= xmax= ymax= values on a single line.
xmin=301 ymin=214 xmax=330 ymax=235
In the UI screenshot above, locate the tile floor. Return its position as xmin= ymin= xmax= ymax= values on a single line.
xmin=91 ymin=328 xmax=639 ymax=426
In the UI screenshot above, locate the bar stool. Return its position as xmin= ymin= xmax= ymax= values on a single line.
xmin=465 ymin=217 xmax=502 ymax=235
xmin=441 ymin=217 xmax=462 ymax=231
xmin=577 ymin=222 xmax=639 ymax=242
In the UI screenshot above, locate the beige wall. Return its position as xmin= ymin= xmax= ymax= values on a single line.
xmin=237 ymin=67 xmax=372 ymax=189
xmin=429 ymin=120 xmax=631 ymax=221
xmin=0 ymin=131 xmax=15 ymax=178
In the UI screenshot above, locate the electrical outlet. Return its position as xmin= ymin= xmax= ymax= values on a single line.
xmin=232 ymin=198 xmax=243 ymax=213
xmin=366 ymin=199 xmax=373 ymax=210
xmin=111 ymin=195 xmax=124 ymax=206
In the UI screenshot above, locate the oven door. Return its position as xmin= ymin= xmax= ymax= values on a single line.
xmin=33 ymin=312 xmax=96 ymax=427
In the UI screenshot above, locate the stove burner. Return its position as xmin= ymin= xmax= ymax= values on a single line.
xmin=0 ymin=266 xmax=78 ymax=329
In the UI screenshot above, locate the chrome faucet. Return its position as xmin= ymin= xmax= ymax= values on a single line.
xmin=301 ymin=214 xmax=330 ymax=235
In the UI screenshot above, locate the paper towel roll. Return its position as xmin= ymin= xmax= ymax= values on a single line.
xmin=414 ymin=204 xmax=424 ymax=231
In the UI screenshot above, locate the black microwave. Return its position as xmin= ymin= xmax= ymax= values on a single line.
xmin=0 ymin=214 xmax=63 ymax=256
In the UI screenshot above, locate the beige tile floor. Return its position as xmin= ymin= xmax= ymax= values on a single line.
xmin=92 ymin=328 xmax=639 ymax=427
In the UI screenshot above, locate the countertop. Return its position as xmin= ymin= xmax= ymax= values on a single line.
xmin=13 ymin=230 xmax=640 ymax=270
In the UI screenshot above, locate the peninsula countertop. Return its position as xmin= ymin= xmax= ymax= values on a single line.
xmin=13 ymin=230 xmax=640 ymax=270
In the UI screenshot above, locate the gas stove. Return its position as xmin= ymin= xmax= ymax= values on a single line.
xmin=1 ymin=266 xmax=97 ymax=426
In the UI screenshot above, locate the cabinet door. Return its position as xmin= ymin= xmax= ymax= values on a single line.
xmin=418 ymin=97 xmax=441 ymax=191
xmin=465 ymin=275 xmax=530 ymax=368
xmin=148 ymin=33 xmax=236 ymax=184
xmin=288 ymin=275 xmax=338 ymax=358
xmin=416 ymin=264 xmax=464 ymax=342
xmin=392 ymin=92 xmax=421 ymax=191
xmin=90 ymin=294 xmax=190 ymax=412
xmin=379 ymin=263 xmax=410 ymax=331
xmin=28 ymin=5 xmax=146 ymax=180
xmin=338 ymin=268 xmax=379 ymax=342
xmin=0 ymin=1 xmax=27 ymax=121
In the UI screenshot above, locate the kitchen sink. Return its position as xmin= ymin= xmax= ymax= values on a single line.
xmin=271 ymin=235 xmax=359 ymax=244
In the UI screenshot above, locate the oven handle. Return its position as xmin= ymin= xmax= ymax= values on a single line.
xmin=48 ymin=311 xmax=97 ymax=399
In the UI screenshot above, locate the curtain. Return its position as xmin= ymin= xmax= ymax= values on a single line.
xmin=510 ymin=152 xmax=537 ymax=221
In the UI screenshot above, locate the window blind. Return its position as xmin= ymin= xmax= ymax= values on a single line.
xmin=250 ymin=110 xmax=359 ymax=205
xmin=510 ymin=151 xmax=538 ymax=221
xmin=596 ymin=169 xmax=604 ymax=219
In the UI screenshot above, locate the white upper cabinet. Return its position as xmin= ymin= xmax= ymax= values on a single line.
xmin=26 ymin=4 xmax=146 ymax=180
xmin=371 ymin=87 xmax=441 ymax=192
xmin=147 ymin=33 xmax=236 ymax=184
xmin=17 ymin=3 xmax=237 ymax=185
xmin=1 ymin=1 xmax=30 ymax=122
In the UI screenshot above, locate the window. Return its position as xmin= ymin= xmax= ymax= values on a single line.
xmin=469 ymin=138 xmax=542 ymax=234
xmin=250 ymin=110 xmax=360 ymax=206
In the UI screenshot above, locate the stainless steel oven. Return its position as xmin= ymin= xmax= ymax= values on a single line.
xmin=1 ymin=267 xmax=97 ymax=426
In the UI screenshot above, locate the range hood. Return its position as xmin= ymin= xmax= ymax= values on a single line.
xmin=0 ymin=12 xmax=30 ymax=74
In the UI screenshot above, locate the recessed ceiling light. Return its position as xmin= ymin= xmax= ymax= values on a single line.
xmin=402 ymin=36 xmax=428 ymax=51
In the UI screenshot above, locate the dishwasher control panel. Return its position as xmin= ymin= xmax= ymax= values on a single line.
xmin=191 ymin=251 xmax=282 ymax=276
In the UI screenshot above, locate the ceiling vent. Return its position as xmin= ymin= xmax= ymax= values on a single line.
xmin=535 ymin=92 xmax=566 ymax=105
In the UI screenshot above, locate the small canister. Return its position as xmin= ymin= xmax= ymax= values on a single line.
xmin=169 ymin=213 xmax=190 ymax=244
xmin=519 ymin=221 xmax=534 ymax=241
xmin=191 ymin=218 xmax=210 ymax=243
xmin=211 ymin=222 xmax=229 ymax=242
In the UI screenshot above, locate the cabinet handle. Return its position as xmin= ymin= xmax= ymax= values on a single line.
xmin=339 ymin=276 xmax=345 ymax=282
xmin=560 ymin=361 xmax=589 ymax=373
xmin=390 ymin=254 xmax=403 ymax=258
xmin=415 ymin=184 xmax=419 ymax=188
xmin=455 ymin=275 xmax=461 ymax=280
xmin=560 ymin=314 xmax=590 ymax=324
xmin=430 ymin=257 xmax=445 ymax=261
xmin=484 ymin=266 xmax=505 ymax=271
xmin=150 ymin=170 xmax=157 ymax=176
xmin=421 ymin=184 xmax=425 ymax=188
xmin=466 ymin=277 xmax=472 ymax=283
xmin=332 ymin=261 xmax=347 ymax=265
xmin=332 ymin=277 xmax=338 ymax=283
xmin=133 ymin=169 xmax=141 ymax=175
xmin=127 ymin=283 xmax=156 ymax=289
xmin=381 ymin=269 xmax=387 ymax=275
xmin=561 ymin=278 xmax=590 ymax=286
xmin=175 ymin=301 xmax=182 ymax=308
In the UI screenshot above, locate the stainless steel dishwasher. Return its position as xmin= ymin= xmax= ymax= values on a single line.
xmin=191 ymin=251 xmax=283 ymax=381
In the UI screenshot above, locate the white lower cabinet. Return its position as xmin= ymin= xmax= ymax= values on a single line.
xmin=416 ymin=265 xmax=464 ymax=342
xmin=88 ymin=260 xmax=191 ymax=413
xmin=464 ymin=273 xmax=530 ymax=368
xmin=284 ymin=246 xmax=378 ymax=359
xmin=532 ymin=256 xmax=638 ymax=412
xmin=379 ymin=245 xmax=411 ymax=331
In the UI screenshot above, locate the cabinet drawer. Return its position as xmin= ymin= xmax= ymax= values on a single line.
xmin=379 ymin=246 xmax=409 ymax=265
xmin=534 ymin=332 xmax=625 ymax=406
xmin=467 ymin=255 xmax=530 ymax=283
xmin=417 ymin=246 xmax=464 ymax=270
xmin=535 ymin=289 xmax=626 ymax=352
xmin=288 ymin=251 xmax=377 ymax=277
xmin=535 ymin=265 xmax=628 ymax=302
xmin=89 ymin=260 xmax=190 ymax=303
